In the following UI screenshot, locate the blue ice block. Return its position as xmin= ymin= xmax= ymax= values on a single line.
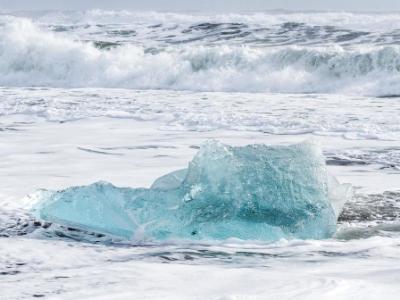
xmin=33 ymin=141 xmax=345 ymax=241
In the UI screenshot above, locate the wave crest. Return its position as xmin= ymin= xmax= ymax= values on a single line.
xmin=2 ymin=19 xmax=400 ymax=95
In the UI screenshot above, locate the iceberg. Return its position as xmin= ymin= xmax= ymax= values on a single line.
xmin=33 ymin=141 xmax=351 ymax=241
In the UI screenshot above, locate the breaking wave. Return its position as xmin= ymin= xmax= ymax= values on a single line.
xmin=2 ymin=18 xmax=400 ymax=95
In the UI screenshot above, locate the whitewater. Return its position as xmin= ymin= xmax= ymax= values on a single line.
xmin=0 ymin=10 xmax=400 ymax=300
xmin=3 ymin=11 xmax=400 ymax=95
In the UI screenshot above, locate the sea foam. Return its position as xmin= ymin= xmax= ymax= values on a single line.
xmin=0 ymin=18 xmax=400 ymax=95
xmin=1 ymin=17 xmax=400 ymax=95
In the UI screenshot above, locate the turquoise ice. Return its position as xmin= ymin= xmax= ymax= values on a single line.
xmin=33 ymin=141 xmax=350 ymax=241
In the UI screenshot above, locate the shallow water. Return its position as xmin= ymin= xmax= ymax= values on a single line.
xmin=0 ymin=10 xmax=400 ymax=300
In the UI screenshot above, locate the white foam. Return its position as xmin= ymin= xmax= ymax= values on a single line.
xmin=1 ymin=18 xmax=400 ymax=95
xmin=1 ymin=237 xmax=399 ymax=299
xmin=29 ymin=10 xmax=400 ymax=32
xmin=1 ymin=88 xmax=399 ymax=141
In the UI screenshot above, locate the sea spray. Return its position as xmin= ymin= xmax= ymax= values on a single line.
xmin=2 ymin=17 xmax=400 ymax=95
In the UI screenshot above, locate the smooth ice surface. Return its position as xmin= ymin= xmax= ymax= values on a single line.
xmin=33 ymin=141 xmax=346 ymax=241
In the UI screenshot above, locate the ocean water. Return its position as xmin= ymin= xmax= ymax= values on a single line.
xmin=0 ymin=10 xmax=400 ymax=299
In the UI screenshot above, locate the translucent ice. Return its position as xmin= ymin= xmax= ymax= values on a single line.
xmin=33 ymin=141 xmax=351 ymax=241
